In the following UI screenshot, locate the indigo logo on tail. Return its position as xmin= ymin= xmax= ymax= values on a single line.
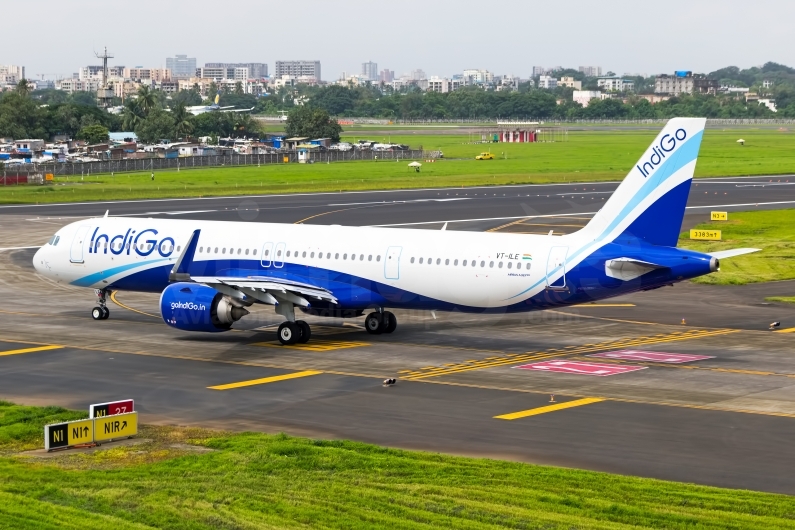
xmin=637 ymin=128 xmax=687 ymax=178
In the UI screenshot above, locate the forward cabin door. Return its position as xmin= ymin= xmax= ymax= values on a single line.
xmin=545 ymin=246 xmax=568 ymax=289
xmin=274 ymin=242 xmax=286 ymax=268
xmin=384 ymin=246 xmax=402 ymax=280
xmin=70 ymin=226 xmax=91 ymax=263
xmin=260 ymin=242 xmax=274 ymax=267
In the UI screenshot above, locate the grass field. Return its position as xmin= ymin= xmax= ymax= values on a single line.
xmin=680 ymin=209 xmax=795 ymax=285
xmin=1 ymin=128 xmax=793 ymax=204
xmin=3 ymin=401 xmax=795 ymax=529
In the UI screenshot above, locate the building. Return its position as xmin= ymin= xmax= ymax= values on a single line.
xmin=196 ymin=67 xmax=250 ymax=81
xmin=56 ymin=78 xmax=101 ymax=93
xmin=573 ymin=90 xmax=609 ymax=107
xmin=409 ymin=69 xmax=426 ymax=81
xmin=557 ymin=76 xmax=582 ymax=90
xmin=79 ymin=65 xmax=124 ymax=80
xmin=538 ymin=75 xmax=557 ymax=89
xmin=379 ymin=69 xmax=394 ymax=83
xmin=205 ymin=63 xmax=268 ymax=79
xmin=427 ymin=76 xmax=460 ymax=93
xmin=598 ymin=76 xmax=634 ymax=92
xmin=123 ymin=68 xmax=171 ymax=82
xmin=166 ymin=55 xmax=197 ymax=79
xmin=0 ymin=65 xmax=25 ymax=88
xmin=578 ymin=66 xmax=602 ymax=77
xmin=274 ymin=61 xmax=321 ymax=81
xmin=758 ymin=98 xmax=777 ymax=112
xmin=654 ymin=71 xmax=718 ymax=95
xmin=462 ymin=69 xmax=494 ymax=84
xmin=362 ymin=61 xmax=378 ymax=81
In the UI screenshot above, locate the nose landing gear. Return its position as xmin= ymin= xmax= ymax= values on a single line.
xmin=92 ymin=289 xmax=110 ymax=320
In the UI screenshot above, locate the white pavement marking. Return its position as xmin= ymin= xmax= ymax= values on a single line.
xmin=371 ymin=212 xmax=599 ymax=227
xmin=0 ymin=246 xmax=41 ymax=251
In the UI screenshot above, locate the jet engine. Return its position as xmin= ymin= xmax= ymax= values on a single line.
xmin=160 ymin=282 xmax=249 ymax=332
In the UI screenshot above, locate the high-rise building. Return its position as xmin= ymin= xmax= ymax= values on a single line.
xmin=196 ymin=67 xmax=250 ymax=81
xmin=362 ymin=61 xmax=378 ymax=81
xmin=0 ymin=65 xmax=25 ymax=88
xmin=538 ymin=75 xmax=558 ymax=89
xmin=532 ymin=66 xmax=545 ymax=77
xmin=274 ymin=61 xmax=321 ymax=81
xmin=578 ymin=66 xmax=602 ymax=77
xmin=379 ymin=69 xmax=395 ymax=83
xmin=204 ymin=63 xmax=268 ymax=79
xmin=410 ymin=69 xmax=426 ymax=81
xmin=166 ymin=55 xmax=197 ymax=79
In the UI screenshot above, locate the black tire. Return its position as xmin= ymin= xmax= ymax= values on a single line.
xmin=365 ymin=312 xmax=383 ymax=334
xmin=101 ymin=307 xmax=110 ymax=320
xmin=91 ymin=307 xmax=104 ymax=320
xmin=296 ymin=320 xmax=311 ymax=343
xmin=278 ymin=322 xmax=299 ymax=345
xmin=383 ymin=311 xmax=397 ymax=333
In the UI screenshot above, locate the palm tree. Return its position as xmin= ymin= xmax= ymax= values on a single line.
xmin=15 ymin=79 xmax=31 ymax=96
xmin=122 ymin=100 xmax=145 ymax=131
xmin=136 ymin=85 xmax=156 ymax=116
xmin=172 ymin=103 xmax=193 ymax=139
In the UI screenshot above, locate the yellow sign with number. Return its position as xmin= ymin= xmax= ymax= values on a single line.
xmin=690 ymin=229 xmax=722 ymax=241
xmin=711 ymin=211 xmax=728 ymax=221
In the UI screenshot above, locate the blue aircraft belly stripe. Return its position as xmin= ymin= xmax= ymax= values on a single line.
xmin=71 ymin=258 xmax=170 ymax=287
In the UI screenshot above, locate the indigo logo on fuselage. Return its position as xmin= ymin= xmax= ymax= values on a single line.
xmin=636 ymin=128 xmax=687 ymax=178
xmin=89 ymin=227 xmax=175 ymax=258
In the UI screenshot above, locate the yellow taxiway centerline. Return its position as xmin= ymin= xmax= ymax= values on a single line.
xmin=494 ymin=397 xmax=605 ymax=420
xmin=774 ymin=327 xmax=795 ymax=333
xmin=208 ymin=370 xmax=323 ymax=390
xmin=0 ymin=345 xmax=63 ymax=356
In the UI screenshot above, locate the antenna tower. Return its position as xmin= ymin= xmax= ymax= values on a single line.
xmin=95 ymin=46 xmax=115 ymax=108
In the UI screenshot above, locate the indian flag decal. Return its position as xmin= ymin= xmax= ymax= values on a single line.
xmin=522 ymin=254 xmax=532 ymax=260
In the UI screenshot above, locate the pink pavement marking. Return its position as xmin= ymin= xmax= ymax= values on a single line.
xmin=588 ymin=350 xmax=715 ymax=363
xmin=514 ymin=360 xmax=647 ymax=376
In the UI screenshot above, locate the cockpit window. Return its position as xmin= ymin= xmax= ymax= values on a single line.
xmin=48 ymin=235 xmax=61 ymax=246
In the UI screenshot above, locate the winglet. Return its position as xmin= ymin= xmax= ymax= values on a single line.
xmin=104 ymin=210 xmax=109 ymax=218
xmin=169 ymin=229 xmax=201 ymax=282
xmin=441 ymin=222 xmax=448 ymax=231
xmin=707 ymin=248 xmax=760 ymax=260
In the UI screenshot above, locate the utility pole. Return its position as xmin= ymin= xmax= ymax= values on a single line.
xmin=95 ymin=47 xmax=115 ymax=108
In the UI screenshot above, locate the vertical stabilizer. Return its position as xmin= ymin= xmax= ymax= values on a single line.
xmin=581 ymin=117 xmax=706 ymax=247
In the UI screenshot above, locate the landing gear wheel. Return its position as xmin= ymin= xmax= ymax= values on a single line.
xmin=277 ymin=322 xmax=299 ymax=345
xmin=383 ymin=311 xmax=397 ymax=334
xmin=365 ymin=312 xmax=383 ymax=335
xmin=296 ymin=320 xmax=311 ymax=343
xmin=101 ymin=307 xmax=110 ymax=320
xmin=91 ymin=307 xmax=104 ymax=320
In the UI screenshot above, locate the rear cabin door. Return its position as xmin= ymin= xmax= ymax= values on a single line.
xmin=384 ymin=246 xmax=402 ymax=280
xmin=545 ymin=246 xmax=568 ymax=289
xmin=274 ymin=242 xmax=286 ymax=268
xmin=70 ymin=226 xmax=91 ymax=263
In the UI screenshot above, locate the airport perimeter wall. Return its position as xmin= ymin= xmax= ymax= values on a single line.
xmin=1 ymin=149 xmax=438 ymax=183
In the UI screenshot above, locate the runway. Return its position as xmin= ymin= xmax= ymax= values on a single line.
xmin=2 ymin=176 xmax=795 ymax=494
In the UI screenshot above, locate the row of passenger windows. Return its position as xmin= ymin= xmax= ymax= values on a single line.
xmin=410 ymin=257 xmax=531 ymax=269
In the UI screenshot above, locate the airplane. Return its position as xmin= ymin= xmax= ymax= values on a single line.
xmin=33 ymin=118 xmax=759 ymax=345
xmin=187 ymin=93 xmax=254 ymax=116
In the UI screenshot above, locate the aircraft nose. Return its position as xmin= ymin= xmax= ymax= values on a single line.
xmin=33 ymin=246 xmax=45 ymax=273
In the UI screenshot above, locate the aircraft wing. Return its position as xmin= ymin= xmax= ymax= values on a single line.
xmin=191 ymin=276 xmax=338 ymax=306
xmin=221 ymin=107 xmax=255 ymax=113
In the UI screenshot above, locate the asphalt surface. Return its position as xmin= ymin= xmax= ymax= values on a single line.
xmin=2 ymin=178 xmax=795 ymax=494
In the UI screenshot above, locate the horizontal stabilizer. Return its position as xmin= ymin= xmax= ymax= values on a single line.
xmin=707 ymin=248 xmax=760 ymax=260
xmin=605 ymin=257 xmax=665 ymax=282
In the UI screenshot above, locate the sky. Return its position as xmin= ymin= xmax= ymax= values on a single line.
xmin=3 ymin=0 xmax=794 ymax=80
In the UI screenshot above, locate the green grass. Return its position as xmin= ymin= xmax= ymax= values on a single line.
xmin=3 ymin=401 xmax=795 ymax=529
xmin=1 ymin=128 xmax=793 ymax=205
xmin=765 ymin=296 xmax=795 ymax=303
xmin=680 ymin=209 xmax=795 ymax=285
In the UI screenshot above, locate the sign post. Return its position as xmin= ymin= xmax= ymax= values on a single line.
xmin=90 ymin=399 xmax=134 ymax=418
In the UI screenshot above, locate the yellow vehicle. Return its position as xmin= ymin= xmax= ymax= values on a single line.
xmin=475 ymin=152 xmax=494 ymax=160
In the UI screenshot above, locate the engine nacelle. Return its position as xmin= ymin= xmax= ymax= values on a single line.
xmin=160 ymin=282 xmax=249 ymax=332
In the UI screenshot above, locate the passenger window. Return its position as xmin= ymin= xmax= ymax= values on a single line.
xmin=277 ymin=250 xmax=282 ymax=256
xmin=436 ymin=258 xmax=441 ymax=265
xmin=377 ymin=255 xmax=381 ymax=262
xmin=265 ymin=249 xmax=270 ymax=256
xmin=343 ymin=253 xmax=347 ymax=260
xmin=507 ymin=262 xmax=512 ymax=269
xmin=445 ymin=259 xmax=449 ymax=265
xmin=489 ymin=261 xmax=494 ymax=268
xmin=222 ymin=248 xmax=226 ymax=254
xmin=411 ymin=257 xmax=415 ymax=263
xmin=454 ymin=259 xmax=458 ymax=266
xmin=238 ymin=249 xmax=242 ymax=255
xmin=245 ymin=249 xmax=249 ymax=255
xmin=302 ymin=251 xmax=307 ymax=258
xmin=335 ymin=253 xmax=339 ymax=259
xmin=311 ymin=252 xmax=315 ymax=258
xmin=368 ymin=255 xmax=372 ymax=261
xmin=214 ymin=247 xmax=218 ymax=253
xmin=286 ymin=251 xmax=291 ymax=257
xmin=253 ymin=249 xmax=257 ymax=255
xmin=427 ymin=257 xmax=432 ymax=265
xmin=419 ymin=257 xmax=423 ymax=264
xmin=360 ymin=254 xmax=364 ymax=260
xmin=177 ymin=246 xmax=181 ymax=252
xmin=463 ymin=260 xmax=467 ymax=266
xmin=350 ymin=254 xmax=355 ymax=261
xmin=498 ymin=262 xmax=503 ymax=268
xmin=526 ymin=263 xmax=531 ymax=270
xmin=327 ymin=253 xmax=331 ymax=259
xmin=480 ymin=261 xmax=485 ymax=267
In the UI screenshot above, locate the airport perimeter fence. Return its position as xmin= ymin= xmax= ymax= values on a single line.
xmin=0 ymin=149 xmax=437 ymax=184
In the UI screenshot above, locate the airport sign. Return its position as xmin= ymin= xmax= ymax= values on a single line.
xmin=94 ymin=411 xmax=138 ymax=442
xmin=44 ymin=418 xmax=95 ymax=451
xmin=711 ymin=211 xmax=728 ymax=221
xmin=690 ymin=229 xmax=721 ymax=240
xmin=90 ymin=399 xmax=134 ymax=418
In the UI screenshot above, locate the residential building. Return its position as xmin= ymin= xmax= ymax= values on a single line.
xmin=598 ymin=76 xmax=634 ymax=92
xmin=762 ymin=79 xmax=773 ymax=89
xmin=272 ymin=74 xmax=319 ymax=89
xmin=379 ymin=69 xmax=394 ymax=83
xmin=166 ymin=55 xmax=197 ymax=79
xmin=56 ymin=78 xmax=101 ymax=93
xmin=362 ymin=61 xmax=378 ymax=81
xmin=274 ymin=61 xmax=321 ymax=81
xmin=113 ymin=79 xmax=141 ymax=100
xmin=0 ymin=65 xmax=25 ymax=88
xmin=204 ymin=63 xmax=268 ymax=79
xmin=758 ymin=98 xmax=777 ymax=112
xmin=196 ymin=67 xmax=250 ymax=81
xmin=123 ymin=68 xmax=172 ymax=82
xmin=532 ymin=66 xmax=546 ymax=77
xmin=462 ymin=69 xmax=494 ymax=84
xmin=79 ymin=65 xmax=124 ymax=80
xmin=578 ymin=66 xmax=602 ymax=77
xmin=410 ymin=69 xmax=426 ymax=81
xmin=496 ymin=75 xmax=520 ymax=91
xmin=427 ymin=76 xmax=454 ymax=93
xmin=538 ymin=75 xmax=557 ymax=89
xmin=558 ymin=76 xmax=582 ymax=90
xmin=573 ymin=90 xmax=608 ymax=107
xmin=654 ymin=71 xmax=718 ymax=95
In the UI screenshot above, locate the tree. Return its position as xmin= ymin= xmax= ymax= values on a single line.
xmin=172 ymin=103 xmax=193 ymax=139
xmin=234 ymin=81 xmax=244 ymax=96
xmin=77 ymin=124 xmax=110 ymax=144
xmin=122 ymin=100 xmax=145 ymax=131
xmin=136 ymin=85 xmax=157 ymax=116
xmin=285 ymin=107 xmax=342 ymax=142
xmin=134 ymin=107 xmax=175 ymax=143
xmin=16 ymin=79 xmax=31 ymax=97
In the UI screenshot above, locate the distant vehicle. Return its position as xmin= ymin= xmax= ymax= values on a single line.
xmin=187 ymin=94 xmax=254 ymax=116
xmin=475 ymin=152 xmax=494 ymax=160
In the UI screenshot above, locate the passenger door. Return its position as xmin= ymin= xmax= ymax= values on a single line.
xmin=260 ymin=242 xmax=273 ymax=268
xmin=546 ymin=246 xmax=568 ymax=289
xmin=384 ymin=246 xmax=402 ymax=280
xmin=70 ymin=226 xmax=91 ymax=264
xmin=274 ymin=242 xmax=286 ymax=268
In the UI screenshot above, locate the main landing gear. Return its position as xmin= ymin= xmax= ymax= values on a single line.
xmin=91 ymin=289 xmax=110 ymax=320
xmin=277 ymin=320 xmax=311 ymax=345
xmin=365 ymin=311 xmax=397 ymax=335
